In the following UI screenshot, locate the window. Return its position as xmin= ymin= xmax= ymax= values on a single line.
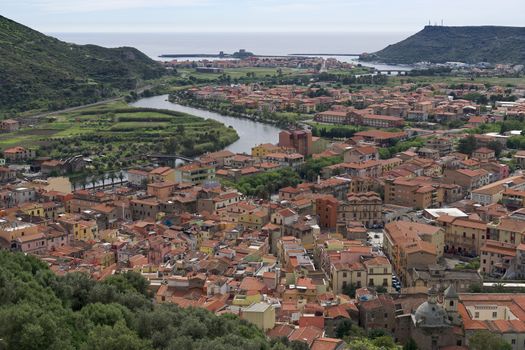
xmin=343 ymin=272 xmax=347 ymax=278
xmin=512 ymin=339 xmax=516 ymax=345
xmin=357 ymin=272 xmax=361 ymax=277
xmin=450 ymin=301 xmax=454 ymax=306
xmin=492 ymin=312 xmax=497 ymax=318
xmin=475 ymin=312 xmax=479 ymax=318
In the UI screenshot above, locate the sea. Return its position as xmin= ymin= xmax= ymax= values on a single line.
xmin=51 ymin=32 xmax=412 ymax=70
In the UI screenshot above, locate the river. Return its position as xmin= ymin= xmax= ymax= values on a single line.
xmin=130 ymin=95 xmax=282 ymax=154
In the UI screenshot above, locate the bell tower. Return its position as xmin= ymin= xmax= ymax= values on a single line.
xmin=443 ymin=283 xmax=460 ymax=325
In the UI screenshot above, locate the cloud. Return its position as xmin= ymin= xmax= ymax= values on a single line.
xmin=34 ymin=0 xmax=208 ymax=13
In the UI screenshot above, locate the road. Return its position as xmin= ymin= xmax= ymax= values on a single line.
xmin=19 ymin=84 xmax=153 ymax=124
xmin=23 ymin=97 xmax=123 ymax=123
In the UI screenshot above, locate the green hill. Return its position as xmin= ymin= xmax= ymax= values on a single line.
xmin=0 ymin=15 xmax=165 ymax=114
xmin=0 ymin=250 xmax=302 ymax=350
xmin=361 ymin=25 xmax=525 ymax=65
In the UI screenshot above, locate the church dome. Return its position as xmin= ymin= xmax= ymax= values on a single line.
xmin=414 ymin=300 xmax=451 ymax=328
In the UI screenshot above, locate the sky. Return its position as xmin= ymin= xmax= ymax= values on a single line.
xmin=2 ymin=0 xmax=525 ymax=33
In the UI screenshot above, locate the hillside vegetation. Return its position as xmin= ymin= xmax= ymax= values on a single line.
xmin=361 ymin=26 xmax=525 ymax=65
xmin=0 ymin=251 xmax=302 ymax=350
xmin=0 ymin=15 xmax=165 ymax=114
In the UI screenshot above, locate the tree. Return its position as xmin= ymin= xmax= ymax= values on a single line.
xmin=347 ymin=338 xmax=379 ymax=350
xmin=487 ymin=140 xmax=503 ymax=157
xmin=118 ymin=172 xmax=124 ymax=185
xmin=372 ymin=335 xmax=397 ymax=349
xmin=83 ymin=320 xmax=150 ymax=350
xmin=368 ymin=328 xmax=389 ymax=339
xmin=80 ymin=303 xmax=128 ymax=327
xmin=374 ymin=285 xmax=387 ymax=294
xmin=104 ymin=271 xmax=150 ymax=296
xmin=289 ymin=341 xmax=309 ymax=350
xmin=0 ymin=251 xmax=297 ymax=350
xmin=335 ymin=319 xmax=353 ymax=338
xmin=51 ymin=272 xmax=96 ymax=310
xmin=403 ymin=338 xmax=418 ymax=350
xmin=457 ymin=134 xmax=477 ymax=155
xmin=165 ymin=137 xmax=178 ymax=154
xmin=108 ymin=172 xmax=116 ymax=188
xmin=468 ymin=330 xmax=512 ymax=350
xmin=468 ymin=283 xmax=483 ymax=293
xmin=91 ymin=176 xmax=98 ymax=190
xmin=343 ymin=283 xmax=357 ymax=298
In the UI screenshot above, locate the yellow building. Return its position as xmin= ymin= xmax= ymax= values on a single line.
xmin=487 ymin=216 xmax=525 ymax=246
xmin=437 ymin=216 xmax=487 ymax=256
xmin=383 ymin=221 xmax=440 ymax=283
xmin=241 ymin=302 xmax=276 ymax=331
xmin=330 ymin=261 xmax=366 ymax=294
xmin=0 ymin=220 xmax=39 ymax=242
xmin=148 ymin=167 xmax=176 ymax=183
xmin=174 ymin=163 xmax=215 ymax=185
xmin=77 ymin=220 xmax=99 ymax=241
xmin=251 ymin=143 xmax=280 ymax=157
xmin=199 ymin=239 xmax=218 ymax=255
xmin=239 ymin=209 xmax=268 ymax=230
xmin=20 ymin=203 xmax=45 ymax=217
xmin=363 ymin=256 xmax=392 ymax=292
xmin=233 ymin=292 xmax=262 ymax=306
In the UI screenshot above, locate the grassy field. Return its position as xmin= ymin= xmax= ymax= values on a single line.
xmin=387 ymin=75 xmax=525 ymax=88
xmin=0 ymin=102 xmax=239 ymax=171
xmin=176 ymin=67 xmax=307 ymax=80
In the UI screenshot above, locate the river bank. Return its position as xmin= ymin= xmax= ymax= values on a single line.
xmin=167 ymin=94 xmax=293 ymax=127
xmin=130 ymin=95 xmax=282 ymax=154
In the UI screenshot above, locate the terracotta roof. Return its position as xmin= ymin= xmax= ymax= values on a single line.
xmin=311 ymin=338 xmax=344 ymax=350
xmin=239 ymin=276 xmax=265 ymax=292
xmin=288 ymin=326 xmax=323 ymax=346
xmin=267 ymin=324 xmax=294 ymax=339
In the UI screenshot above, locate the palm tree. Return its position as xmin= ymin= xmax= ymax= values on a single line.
xmin=103 ymin=173 xmax=110 ymax=189
xmin=118 ymin=171 xmax=125 ymax=185
xmin=108 ymin=172 xmax=117 ymax=188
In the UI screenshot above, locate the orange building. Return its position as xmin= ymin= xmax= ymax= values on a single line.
xmin=278 ymin=129 xmax=313 ymax=156
xmin=316 ymin=195 xmax=338 ymax=230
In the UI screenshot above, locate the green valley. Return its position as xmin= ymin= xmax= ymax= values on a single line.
xmin=0 ymin=101 xmax=239 ymax=171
